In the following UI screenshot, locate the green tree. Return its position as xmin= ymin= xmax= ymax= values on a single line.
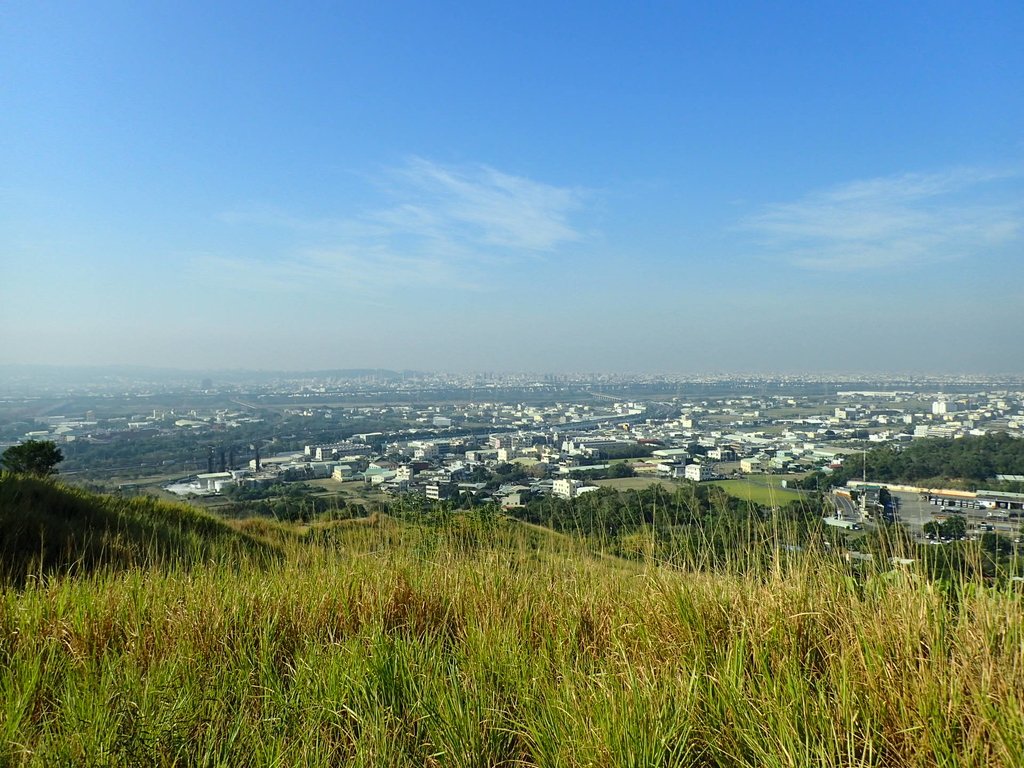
xmin=980 ymin=532 xmax=1013 ymax=559
xmin=1 ymin=439 xmax=64 ymax=476
xmin=607 ymin=462 xmax=637 ymax=478
xmin=940 ymin=515 xmax=968 ymax=540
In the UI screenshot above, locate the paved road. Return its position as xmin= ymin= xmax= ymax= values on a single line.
xmin=831 ymin=492 xmax=860 ymax=522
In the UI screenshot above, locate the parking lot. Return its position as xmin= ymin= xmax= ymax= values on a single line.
xmin=890 ymin=491 xmax=933 ymax=529
xmin=892 ymin=490 xmax=1022 ymax=539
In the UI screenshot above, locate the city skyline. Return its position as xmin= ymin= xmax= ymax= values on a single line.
xmin=2 ymin=2 xmax=1023 ymax=374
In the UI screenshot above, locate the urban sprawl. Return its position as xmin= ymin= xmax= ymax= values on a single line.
xmin=10 ymin=373 xmax=1024 ymax=545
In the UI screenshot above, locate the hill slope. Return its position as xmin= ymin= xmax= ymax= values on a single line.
xmin=0 ymin=473 xmax=278 ymax=584
xmin=2 ymin=481 xmax=1023 ymax=765
xmin=2 ymin=521 xmax=1022 ymax=766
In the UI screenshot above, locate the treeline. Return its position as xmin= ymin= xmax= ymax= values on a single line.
xmin=595 ymin=444 xmax=655 ymax=460
xmin=220 ymin=482 xmax=352 ymax=522
xmin=568 ymin=463 xmax=636 ymax=480
xmin=799 ymin=433 xmax=1024 ymax=490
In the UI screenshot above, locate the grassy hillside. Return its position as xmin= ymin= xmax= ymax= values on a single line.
xmin=0 ymin=473 xmax=279 ymax=585
xmin=1 ymin=481 xmax=1023 ymax=765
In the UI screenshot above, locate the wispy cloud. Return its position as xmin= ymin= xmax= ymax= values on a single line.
xmin=384 ymin=157 xmax=583 ymax=252
xmin=745 ymin=167 xmax=1022 ymax=270
xmin=201 ymin=158 xmax=586 ymax=296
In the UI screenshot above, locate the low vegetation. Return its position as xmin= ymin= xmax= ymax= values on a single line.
xmin=1 ymin=475 xmax=1023 ymax=765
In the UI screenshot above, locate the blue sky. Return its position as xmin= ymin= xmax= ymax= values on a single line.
xmin=2 ymin=1 xmax=1022 ymax=374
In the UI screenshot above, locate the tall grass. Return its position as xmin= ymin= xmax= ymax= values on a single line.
xmin=1 ymin=506 xmax=1022 ymax=766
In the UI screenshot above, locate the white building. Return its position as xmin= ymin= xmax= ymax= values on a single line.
xmin=553 ymin=478 xmax=582 ymax=498
xmin=652 ymin=448 xmax=690 ymax=461
xmin=195 ymin=472 xmax=234 ymax=492
xmin=426 ymin=482 xmax=453 ymax=501
xmin=332 ymin=465 xmax=355 ymax=481
xmin=685 ymin=463 xmax=714 ymax=482
xmin=412 ymin=442 xmax=439 ymax=459
xmin=305 ymin=442 xmax=368 ymax=460
xmin=740 ymin=458 xmax=764 ymax=474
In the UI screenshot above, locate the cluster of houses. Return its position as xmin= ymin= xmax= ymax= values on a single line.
xmin=138 ymin=389 xmax=1024 ymax=502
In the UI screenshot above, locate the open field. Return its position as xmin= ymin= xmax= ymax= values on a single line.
xmin=593 ymin=476 xmax=679 ymax=492
xmin=306 ymin=477 xmax=352 ymax=492
xmin=304 ymin=478 xmax=392 ymax=504
xmin=710 ymin=478 xmax=806 ymax=506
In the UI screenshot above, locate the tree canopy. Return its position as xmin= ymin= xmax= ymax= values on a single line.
xmin=1 ymin=440 xmax=64 ymax=476
xmin=805 ymin=433 xmax=1024 ymax=490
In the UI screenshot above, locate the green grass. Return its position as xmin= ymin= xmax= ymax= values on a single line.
xmin=711 ymin=478 xmax=806 ymax=506
xmin=593 ymin=477 xmax=678 ymax=492
xmin=0 ymin=473 xmax=279 ymax=585
xmin=1 ymin=477 xmax=1023 ymax=765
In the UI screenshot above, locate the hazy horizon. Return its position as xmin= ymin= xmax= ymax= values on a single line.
xmin=3 ymin=3 xmax=1022 ymax=374
xmin=2 ymin=362 xmax=1023 ymax=384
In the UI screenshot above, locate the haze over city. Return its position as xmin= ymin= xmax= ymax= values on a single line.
xmin=5 ymin=7 xmax=1024 ymax=758
xmin=2 ymin=2 xmax=1023 ymax=374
